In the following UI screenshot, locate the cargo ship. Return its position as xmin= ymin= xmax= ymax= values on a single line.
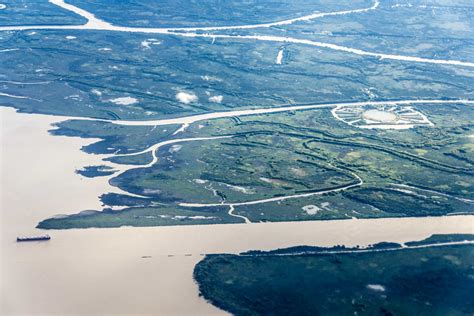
xmin=16 ymin=234 xmax=51 ymax=242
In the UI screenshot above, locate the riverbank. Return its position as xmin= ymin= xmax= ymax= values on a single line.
xmin=1 ymin=107 xmax=473 ymax=315
xmin=194 ymin=236 xmax=474 ymax=315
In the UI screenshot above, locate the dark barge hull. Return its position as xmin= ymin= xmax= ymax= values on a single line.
xmin=16 ymin=235 xmax=51 ymax=242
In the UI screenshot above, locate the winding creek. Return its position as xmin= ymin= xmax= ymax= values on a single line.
xmin=29 ymin=98 xmax=472 ymax=218
xmin=1 ymin=106 xmax=473 ymax=315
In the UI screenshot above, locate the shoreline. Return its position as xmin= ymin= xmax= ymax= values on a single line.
xmin=2 ymin=98 xmax=474 ymax=125
xmin=2 ymin=106 xmax=473 ymax=315
xmin=36 ymin=212 xmax=474 ymax=231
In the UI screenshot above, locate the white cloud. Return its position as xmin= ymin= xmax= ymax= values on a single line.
xmin=367 ymin=284 xmax=386 ymax=292
xmin=209 ymin=95 xmax=223 ymax=103
xmin=141 ymin=39 xmax=162 ymax=49
xmin=276 ymin=48 xmax=284 ymax=64
xmin=143 ymin=189 xmax=161 ymax=195
xmin=91 ymin=89 xmax=102 ymax=96
xmin=109 ymin=96 xmax=138 ymax=105
xmin=201 ymin=75 xmax=222 ymax=82
xmin=176 ymin=92 xmax=198 ymax=104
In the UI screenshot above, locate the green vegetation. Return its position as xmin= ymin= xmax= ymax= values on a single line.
xmin=194 ymin=235 xmax=474 ymax=316
xmin=2 ymin=0 xmax=473 ymax=229
xmin=51 ymin=119 xmax=180 ymax=155
xmin=405 ymin=234 xmax=474 ymax=247
xmin=38 ymin=101 xmax=474 ymax=228
xmin=37 ymin=204 xmax=240 ymax=229
xmin=67 ymin=0 xmax=367 ymax=28
xmin=75 ymin=165 xmax=116 ymax=178
xmin=111 ymin=134 xmax=356 ymax=203
xmin=0 ymin=0 xmax=86 ymax=26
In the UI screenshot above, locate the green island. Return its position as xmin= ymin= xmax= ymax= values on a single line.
xmin=194 ymin=234 xmax=474 ymax=315
xmin=38 ymin=102 xmax=474 ymax=229
xmin=2 ymin=0 xmax=473 ymax=230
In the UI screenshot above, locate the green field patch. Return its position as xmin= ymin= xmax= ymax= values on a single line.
xmin=111 ymin=135 xmax=355 ymax=204
xmin=194 ymin=235 xmax=474 ymax=315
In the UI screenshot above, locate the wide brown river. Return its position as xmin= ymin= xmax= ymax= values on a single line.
xmin=1 ymin=106 xmax=473 ymax=315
